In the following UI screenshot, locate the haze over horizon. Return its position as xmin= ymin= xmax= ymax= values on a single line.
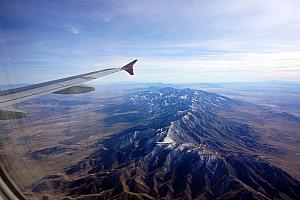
xmin=1 ymin=0 xmax=300 ymax=85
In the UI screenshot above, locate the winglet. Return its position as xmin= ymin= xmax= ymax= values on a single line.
xmin=122 ymin=60 xmax=137 ymax=75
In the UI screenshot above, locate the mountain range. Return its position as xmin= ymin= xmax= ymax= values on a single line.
xmin=31 ymin=88 xmax=300 ymax=200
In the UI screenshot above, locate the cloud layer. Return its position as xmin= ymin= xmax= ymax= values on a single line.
xmin=0 ymin=0 xmax=300 ymax=84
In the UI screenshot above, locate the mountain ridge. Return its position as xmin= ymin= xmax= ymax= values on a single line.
xmin=32 ymin=88 xmax=300 ymax=199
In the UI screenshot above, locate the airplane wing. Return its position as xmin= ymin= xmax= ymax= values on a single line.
xmin=0 ymin=60 xmax=137 ymax=120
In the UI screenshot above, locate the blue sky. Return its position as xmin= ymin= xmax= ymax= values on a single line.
xmin=1 ymin=0 xmax=300 ymax=85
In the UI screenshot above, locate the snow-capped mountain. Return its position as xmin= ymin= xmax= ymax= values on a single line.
xmin=32 ymin=88 xmax=300 ymax=200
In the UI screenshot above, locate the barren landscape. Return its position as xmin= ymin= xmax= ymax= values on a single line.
xmin=0 ymin=83 xmax=299 ymax=199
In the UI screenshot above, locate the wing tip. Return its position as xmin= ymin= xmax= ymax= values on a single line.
xmin=122 ymin=60 xmax=137 ymax=75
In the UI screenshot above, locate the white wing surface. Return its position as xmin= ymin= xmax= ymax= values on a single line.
xmin=0 ymin=60 xmax=137 ymax=119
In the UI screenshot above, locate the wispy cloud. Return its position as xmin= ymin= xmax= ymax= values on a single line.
xmin=1 ymin=0 xmax=300 ymax=84
xmin=64 ymin=25 xmax=79 ymax=35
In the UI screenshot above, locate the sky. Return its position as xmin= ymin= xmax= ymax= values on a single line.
xmin=0 ymin=0 xmax=300 ymax=85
